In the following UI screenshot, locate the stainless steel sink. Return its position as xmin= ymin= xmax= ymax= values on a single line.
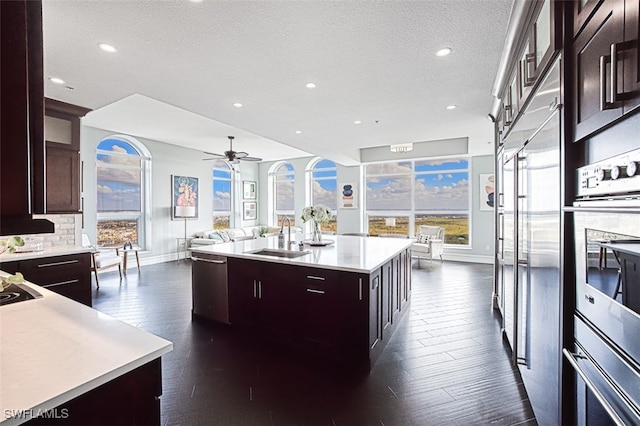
xmin=246 ymin=248 xmax=310 ymax=258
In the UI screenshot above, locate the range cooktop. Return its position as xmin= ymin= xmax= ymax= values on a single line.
xmin=0 ymin=283 xmax=43 ymax=306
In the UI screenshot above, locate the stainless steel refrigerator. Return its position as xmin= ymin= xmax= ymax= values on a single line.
xmin=498 ymin=56 xmax=562 ymax=426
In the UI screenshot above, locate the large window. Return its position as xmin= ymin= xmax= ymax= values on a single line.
xmin=365 ymin=158 xmax=469 ymax=244
xmin=96 ymin=137 xmax=149 ymax=248
xmin=308 ymin=158 xmax=337 ymax=233
xmin=212 ymin=160 xmax=233 ymax=229
xmin=269 ymin=162 xmax=295 ymax=226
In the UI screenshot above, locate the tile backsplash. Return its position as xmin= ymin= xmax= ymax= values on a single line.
xmin=31 ymin=214 xmax=80 ymax=248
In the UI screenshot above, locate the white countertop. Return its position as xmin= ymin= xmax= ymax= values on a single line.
xmin=190 ymin=235 xmax=413 ymax=273
xmin=0 ymin=272 xmax=173 ymax=426
xmin=0 ymin=246 xmax=92 ymax=263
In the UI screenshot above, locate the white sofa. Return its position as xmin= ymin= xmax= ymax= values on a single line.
xmin=190 ymin=225 xmax=302 ymax=247
xmin=412 ymin=225 xmax=445 ymax=265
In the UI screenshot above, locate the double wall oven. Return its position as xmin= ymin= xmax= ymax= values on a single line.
xmin=566 ymin=148 xmax=640 ymax=425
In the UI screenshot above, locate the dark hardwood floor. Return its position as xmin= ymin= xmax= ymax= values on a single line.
xmin=92 ymin=260 xmax=536 ymax=426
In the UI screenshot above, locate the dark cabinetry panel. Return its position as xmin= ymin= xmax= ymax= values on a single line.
xmin=26 ymin=358 xmax=162 ymax=426
xmin=0 ymin=253 xmax=92 ymax=306
xmin=572 ymin=0 xmax=640 ymax=141
xmin=44 ymin=98 xmax=91 ymax=213
xmin=226 ymin=251 xmax=410 ymax=371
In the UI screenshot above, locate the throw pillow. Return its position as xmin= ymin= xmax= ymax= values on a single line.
xmin=218 ymin=230 xmax=231 ymax=242
xmin=417 ymin=233 xmax=431 ymax=244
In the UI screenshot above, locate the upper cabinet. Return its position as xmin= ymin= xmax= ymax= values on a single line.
xmin=45 ymin=98 xmax=91 ymax=213
xmin=518 ymin=0 xmax=557 ymax=105
xmin=497 ymin=0 xmax=559 ymax=143
xmin=572 ymin=0 xmax=640 ymax=142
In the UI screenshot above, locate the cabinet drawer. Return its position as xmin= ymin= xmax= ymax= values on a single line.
xmin=1 ymin=253 xmax=92 ymax=306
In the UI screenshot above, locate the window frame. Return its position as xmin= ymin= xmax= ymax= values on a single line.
xmin=268 ymin=161 xmax=296 ymax=227
xmin=212 ymin=159 xmax=234 ymax=230
xmin=364 ymin=156 xmax=471 ymax=245
xmin=95 ymin=135 xmax=151 ymax=249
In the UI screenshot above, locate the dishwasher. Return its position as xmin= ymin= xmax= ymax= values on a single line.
xmin=191 ymin=252 xmax=229 ymax=324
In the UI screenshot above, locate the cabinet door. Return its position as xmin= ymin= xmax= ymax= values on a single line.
xmin=227 ymin=259 xmax=259 ymax=325
xmin=573 ymin=0 xmax=625 ymax=141
xmin=46 ymin=147 xmax=80 ymax=213
xmin=255 ymin=274 xmax=291 ymax=334
xmin=623 ymin=0 xmax=640 ymax=113
xmin=574 ymin=0 xmax=605 ymax=37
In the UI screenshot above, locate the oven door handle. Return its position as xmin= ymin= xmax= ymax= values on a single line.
xmin=563 ymin=349 xmax=626 ymax=426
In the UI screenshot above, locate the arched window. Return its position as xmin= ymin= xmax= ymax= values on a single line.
xmin=212 ymin=160 xmax=233 ymax=229
xmin=307 ymin=158 xmax=337 ymax=233
xmin=96 ymin=136 xmax=150 ymax=248
xmin=269 ymin=162 xmax=295 ymax=227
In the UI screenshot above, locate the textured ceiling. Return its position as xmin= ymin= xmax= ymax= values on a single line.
xmin=42 ymin=0 xmax=513 ymax=165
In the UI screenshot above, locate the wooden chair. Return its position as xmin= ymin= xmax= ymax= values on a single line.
xmin=82 ymin=234 xmax=122 ymax=288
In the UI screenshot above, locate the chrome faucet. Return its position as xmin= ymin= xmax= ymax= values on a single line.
xmin=280 ymin=217 xmax=294 ymax=248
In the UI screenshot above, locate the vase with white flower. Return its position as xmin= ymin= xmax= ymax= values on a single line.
xmin=301 ymin=205 xmax=331 ymax=243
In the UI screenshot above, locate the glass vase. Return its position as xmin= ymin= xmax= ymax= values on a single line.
xmin=311 ymin=221 xmax=322 ymax=243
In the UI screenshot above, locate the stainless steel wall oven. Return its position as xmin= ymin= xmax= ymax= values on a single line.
xmin=566 ymin=148 xmax=640 ymax=425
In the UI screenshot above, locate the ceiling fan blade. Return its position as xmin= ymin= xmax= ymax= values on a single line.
xmin=231 ymin=158 xmax=241 ymax=164
xmin=203 ymin=151 xmax=224 ymax=157
xmin=235 ymin=151 xmax=249 ymax=158
xmin=240 ymin=156 xmax=262 ymax=162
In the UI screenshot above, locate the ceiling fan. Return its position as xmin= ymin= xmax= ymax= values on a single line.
xmin=203 ymin=136 xmax=262 ymax=164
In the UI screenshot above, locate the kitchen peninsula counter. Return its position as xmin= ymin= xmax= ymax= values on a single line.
xmin=190 ymin=236 xmax=412 ymax=372
xmin=0 ymin=272 xmax=173 ymax=425
xmin=0 ymin=245 xmax=91 ymax=263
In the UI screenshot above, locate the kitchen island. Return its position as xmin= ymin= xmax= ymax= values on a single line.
xmin=190 ymin=235 xmax=412 ymax=371
xmin=0 ymin=272 xmax=173 ymax=425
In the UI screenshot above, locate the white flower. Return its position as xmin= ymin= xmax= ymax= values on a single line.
xmin=0 ymin=236 xmax=24 ymax=255
xmin=301 ymin=205 xmax=331 ymax=223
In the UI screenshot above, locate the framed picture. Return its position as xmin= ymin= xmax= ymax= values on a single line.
xmin=172 ymin=175 xmax=199 ymax=219
xmin=479 ymin=173 xmax=495 ymax=211
xmin=243 ymin=181 xmax=256 ymax=199
xmin=243 ymin=201 xmax=257 ymax=220
xmin=339 ymin=182 xmax=357 ymax=209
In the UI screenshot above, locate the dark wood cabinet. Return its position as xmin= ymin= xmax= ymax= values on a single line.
xmin=0 ymin=253 xmax=92 ymax=306
xmin=572 ymin=0 xmax=639 ymax=142
xmin=0 ymin=0 xmax=53 ymax=235
xmin=225 ymin=250 xmax=410 ymax=371
xmin=27 ymin=358 xmax=162 ymax=426
xmin=45 ymin=98 xmax=91 ymax=213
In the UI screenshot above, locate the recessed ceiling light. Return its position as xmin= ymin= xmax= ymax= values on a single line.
xmin=446 ymin=105 xmax=457 ymax=110
xmin=189 ymin=0 xmax=204 ymax=3
xmin=305 ymin=83 xmax=316 ymax=89
xmin=353 ymin=120 xmax=362 ymax=125
xmin=98 ymin=43 xmax=117 ymax=53
xmin=436 ymin=47 xmax=452 ymax=57
xmin=49 ymin=77 xmax=65 ymax=85
xmin=233 ymin=103 xmax=243 ymax=108
xmin=295 ymin=130 xmax=302 ymax=134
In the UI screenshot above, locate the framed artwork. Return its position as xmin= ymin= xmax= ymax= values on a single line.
xmin=243 ymin=181 xmax=257 ymax=199
xmin=339 ymin=182 xmax=357 ymax=209
xmin=172 ymin=175 xmax=199 ymax=219
xmin=480 ymin=173 xmax=495 ymax=211
xmin=243 ymin=201 xmax=257 ymax=220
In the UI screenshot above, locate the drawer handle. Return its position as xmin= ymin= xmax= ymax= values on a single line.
xmin=191 ymin=256 xmax=226 ymax=264
xmin=37 ymin=259 xmax=79 ymax=268
xmin=563 ymin=349 xmax=625 ymax=426
xmin=306 ymin=275 xmax=325 ymax=281
xmin=306 ymin=288 xmax=325 ymax=294
xmin=43 ymin=279 xmax=79 ymax=288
